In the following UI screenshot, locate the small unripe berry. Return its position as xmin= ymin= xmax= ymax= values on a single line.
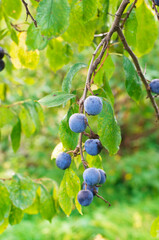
xmin=84 ymin=96 xmax=103 ymax=115
xmin=85 ymin=139 xmax=102 ymax=156
xmin=98 ymin=169 xmax=106 ymax=184
xmin=149 ymin=79 xmax=159 ymax=94
xmin=77 ymin=190 xmax=93 ymax=206
xmin=83 ymin=167 xmax=101 ymax=186
xmin=56 ymin=152 xmax=71 ymax=170
xmin=69 ymin=113 xmax=88 ymax=133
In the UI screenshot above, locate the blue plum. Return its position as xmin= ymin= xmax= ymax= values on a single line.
xmin=149 ymin=79 xmax=159 ymax=94
xmin=77 ymin=190 xmax=93 ymax=206
xmin=56 ymin=152 xmax=71 ymax=170
xmin=0 ymin=47 xmax=4 ymax=59
xmin=85 ymin=139 xmax=102 ymax=156
xmin=84 ymin=96 xmax=103 ymax=115
xmin=69 ymin=113 xmax=88 ymax=133
xmin=0 ymin=60 xmax=5 ymax=71
xmin=98 ymin=169 xmax=106 ymax=184
xmin=155 ymin=0 xmax=159 ymax=6
xmin=83 ymin=167 xmax=101 ymax=186
xmin=82 ymin=182 xmax=98 ymax=196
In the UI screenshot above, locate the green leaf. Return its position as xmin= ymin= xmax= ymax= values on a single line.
xmin=86 ymin=154 xmax=103 ymax=169
xmin=98 ymin=100 xmax=121 ymax=155
xmin=39 ymin=185 xmax=55 ymax=222
xmin=124 ymin=8 xmax=138 ymax=48
xmin=0 ymin=29 xmax=8 ymax=41
xmin=94 ymin=55 xmax=115 ymax=85
xmin=58 ymin=172 xmax=73 ymax=216
xmin=38 ymin=91 xmax=75 ymax=108
xmin=23 ymin=101 xmax=41 ymax=131
xmin=0 ymin=181 xmax=11 ymax=222
xmin=3 ymin=13 xmax=18 ymax=44
xmin=59 ymin=107 xmax=78 ymax=150
xmin=75 ymin=195 xmax=82 ymax=215
xmin=63 ymin=4 xmax=96 ymax=46
xmin=36 ymin=0 xmax=70 ymax=37
xmin=62 ymin=63 xmax=87 ymax=93
xmin=65 ymin=168 xmax=81 ymax=198
xmin=35 ymin=102 xmax=44 ymax=123
xmin=9 ymin=205 xmax=24 ymax=225
xmin=0 ymin=108 xmax=16 ymax=128
xmin=151 ymin=216 xmax=159 ymax=237
xmin=2 ymin=0 xmax=22 ymax=20
xmin=80 ymin=0 xmax=98 ymax=22
xmin=8 ymin=174 xmax=38 ymax=210
xmin=0 ymin=218 xmax=9 ymax=234
xmin=103 ymin=76 xmax=114 ymax=106
xmin=11 ymin=119 xmax=21 ymax=152
xmin=26 ymin=23 xmax=48 ymax=51
xmin=134 ymin=1 xmax=158 ymax=57
xmin=123 ymin=56 xmax=142 ymax=102
xmin=24 ymin=194 xmax=40 ymax=215
xmin=47 ymin=39 xmax=73 ymax=72
xmin=19 ymin=106 xmax=36 ymax=137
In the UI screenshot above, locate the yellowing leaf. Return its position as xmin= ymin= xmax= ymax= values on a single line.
xmin=0 ymin=218 xmax=9 ymax=234
xmin=10 ymin=33 xmax=39 ymax=69
xmin=51 ymin=142 xmax=65 ymax=160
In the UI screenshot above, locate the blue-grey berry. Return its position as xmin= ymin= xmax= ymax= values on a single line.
xmin=56 ymin=152 xmax=71 ymax=170
xmin=83 ymin=167 xmax=101 ymax=186
xmin=84 ymin=96 xmax=103 ymax=115
xmin=149 ymin=79 xmax=159 ymax=94
xmin=85 ymin=139 xmax=102 ymax=156
xmin=69 ymin=113 xmax=88 ymax=133
xmin=77 ymin=190 xmax=93 ymax=206
xmin=98 ymin=169 xmax=106 ymax=184
xmin=0 ymin=60 xmax=5 ymax=71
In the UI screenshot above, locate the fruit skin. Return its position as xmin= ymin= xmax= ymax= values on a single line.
xmin=155 ymin=0 xmax=159 ymax=6
xmin=83 ymin=167 xmax=101 ymax=186
xmin=56 ymin=152 xmax=71 ymax=170
xmin=98 ymin=169 xmax=106 ymax=184
xmin=69 ymin=113 xmax=88 ymax=133
xmin=0 ymin=60 xmax=5 ymax=71
xmin=149 ymin=79 xmax=159 ymax=94
xmin=77 ymin=190 xmax=93 ymax=206
xmin=84 ymin=139 xmax=102 ymax=156
xmin=82 ymin=182 xmax=98 ymax=196
xmin=84 ymin=96 xmax=103 ymax=115
xmin=0 ymin=47 xmax=4 ymax=59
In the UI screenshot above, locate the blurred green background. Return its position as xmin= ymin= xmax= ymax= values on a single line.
xmin=0 ymin=23 xmax=159 ymax=240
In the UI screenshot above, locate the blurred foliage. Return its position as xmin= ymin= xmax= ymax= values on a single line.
xmin=0 ymin=0 xmax=159 ymax=238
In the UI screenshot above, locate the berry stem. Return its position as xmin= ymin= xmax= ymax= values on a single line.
xmin=95 ymin=193 xmax=111 ymax=207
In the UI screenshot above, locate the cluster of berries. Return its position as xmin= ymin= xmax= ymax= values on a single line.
xmin=56 ymin=95 xmax=107 ymax=207
xmin=0 ymin=47 xmax=5 ymax=72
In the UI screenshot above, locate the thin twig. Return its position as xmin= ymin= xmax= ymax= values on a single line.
xmin=117 ymin=27 xmax=159 ymax=120
xmin=0 ymin=99 xmax=34 ymax=108
xmin=94 ymin=33 xmax=108 ymax=37
xmin=121 ymin=0 xmax=137 ymax=28
xmin=96 ymin=193 xmax=111 ymax=207
xmin=10 ymin=23 xmax=26 ymax=32
xmin=151 ymin=0 xmax=159 ymax=21
xmin=90 ymin=47 xmax=109 ymax=85
xmin=78 ymin=133 xmax=88 ymax=169
xmin=21 ymin=0 xmax=37 ymax=27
